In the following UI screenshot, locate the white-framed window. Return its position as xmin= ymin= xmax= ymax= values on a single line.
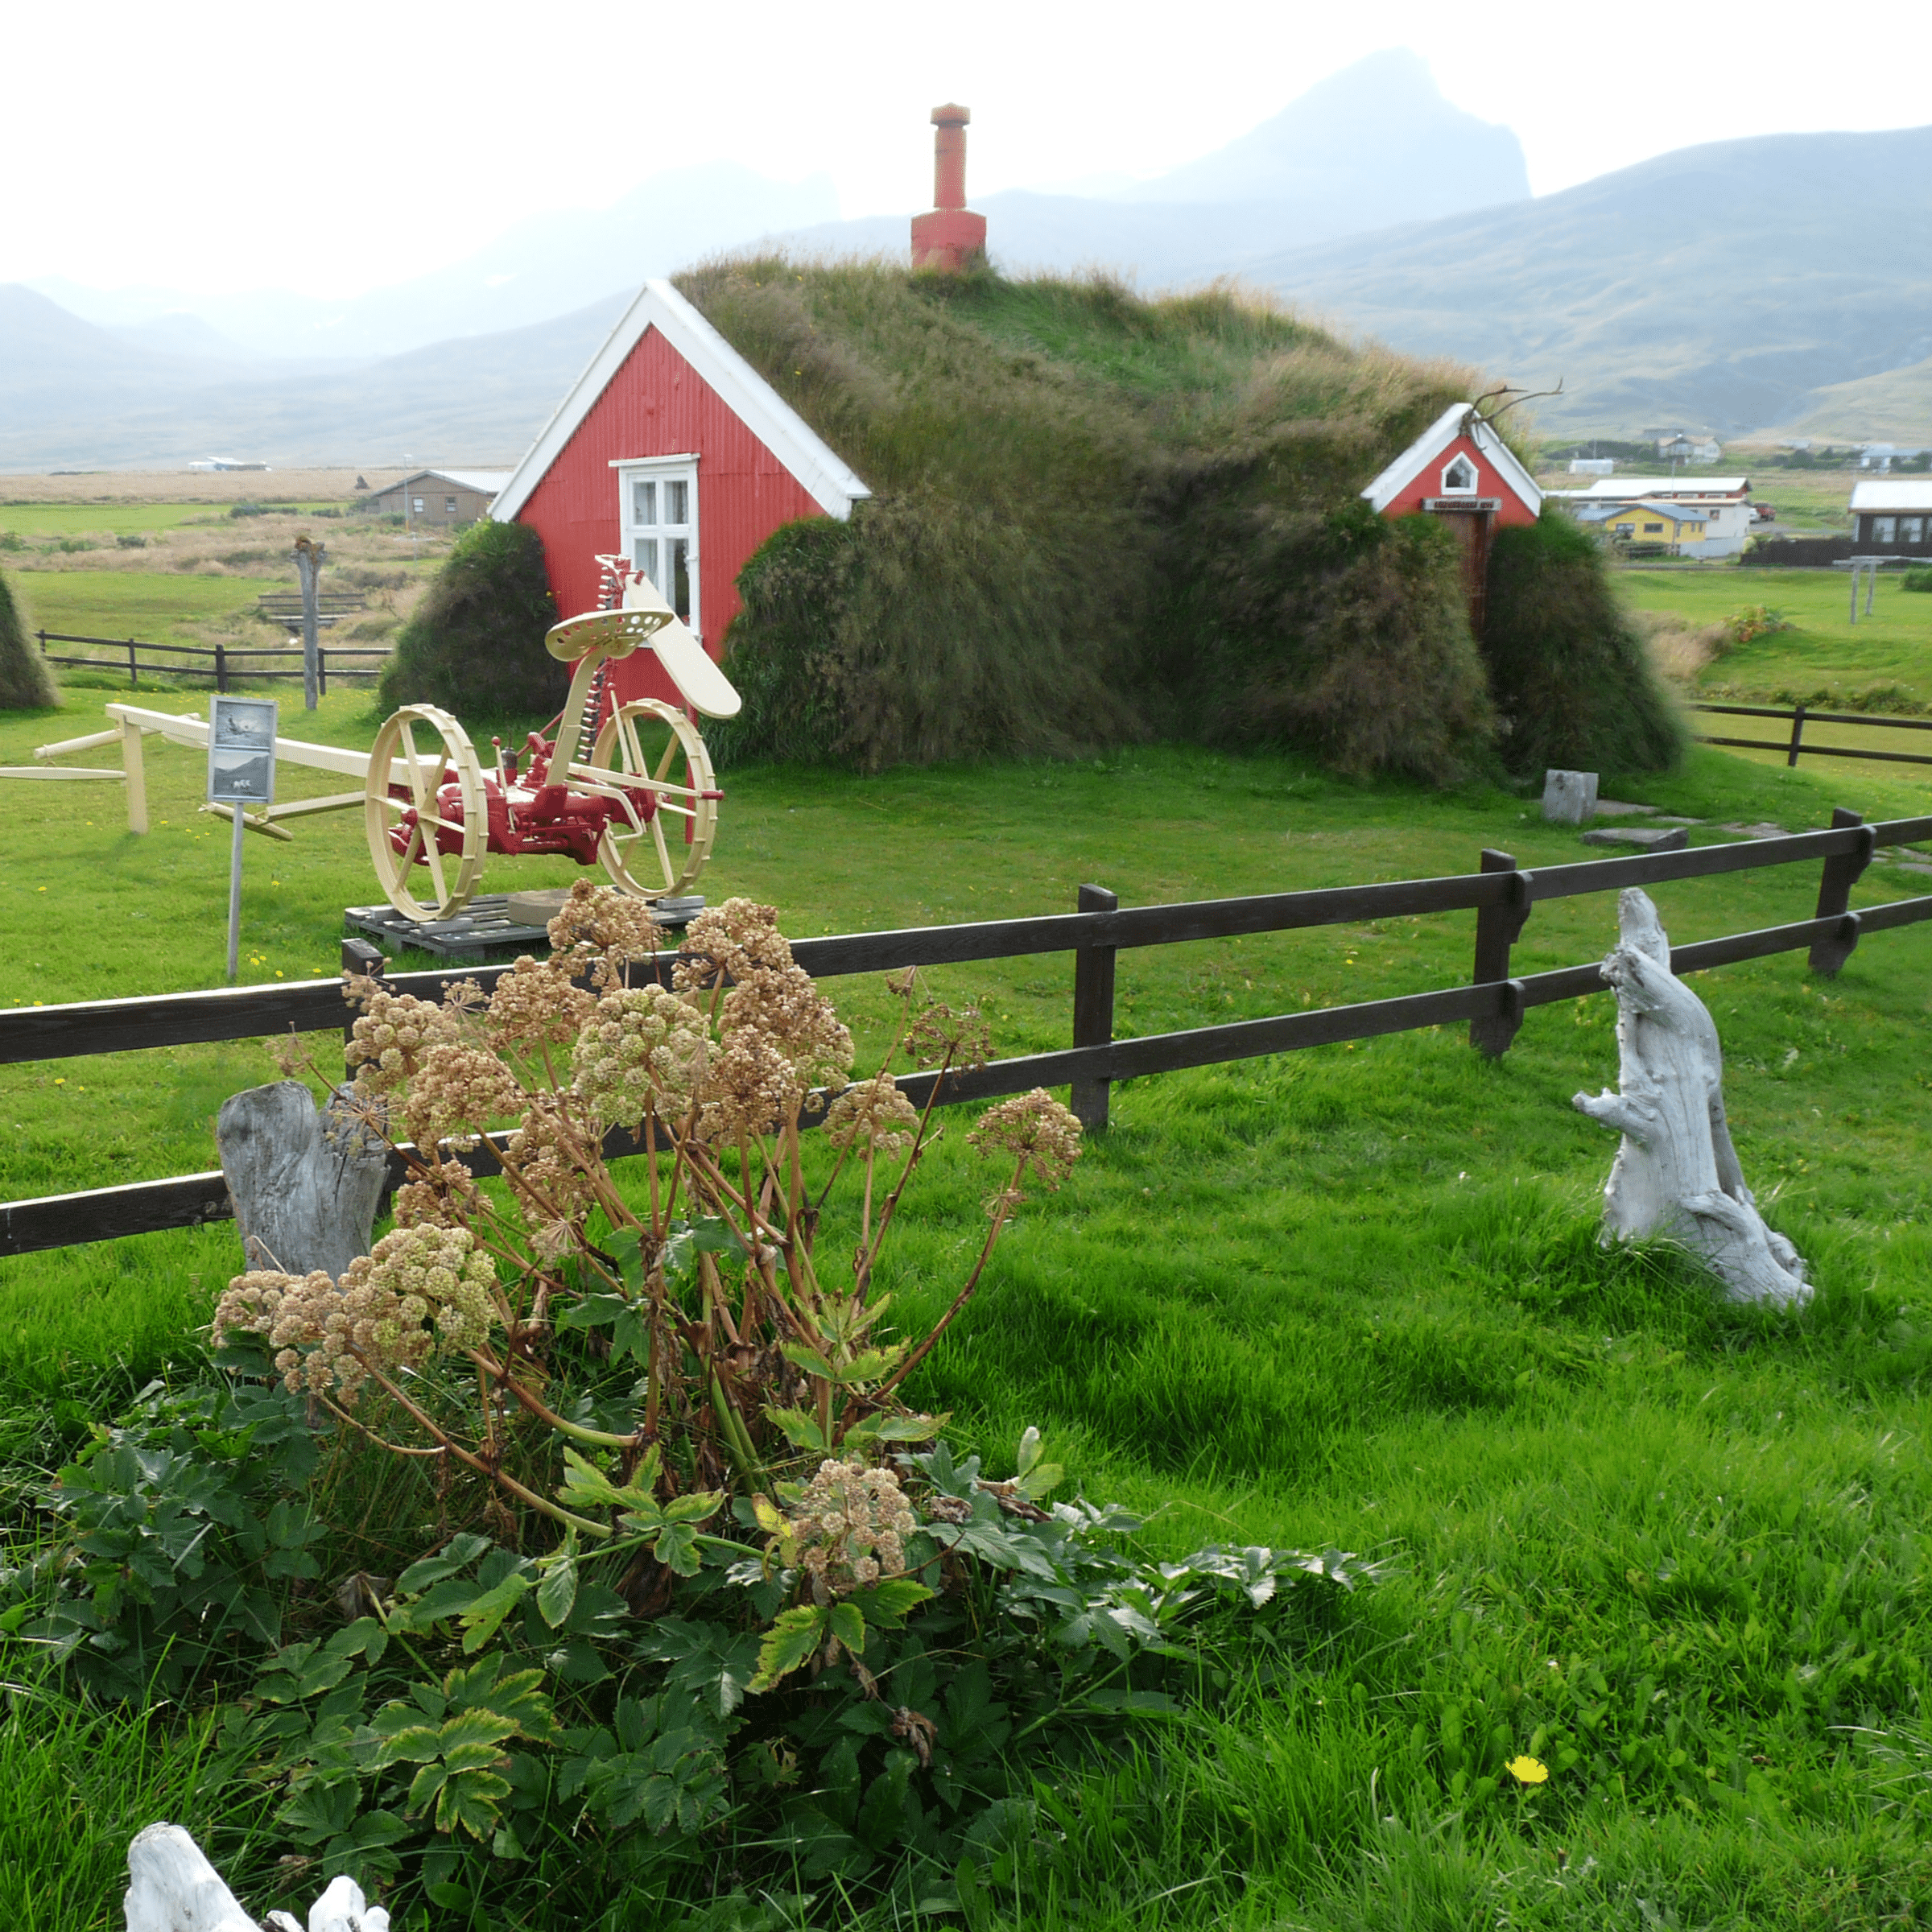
xmin=412 ymin=497 xmax=425 ymax=515
xmin=1644 ymin=522 xmax=1665 ymax=534
xmin=1901 ymin=516 xmax=1925 ymax=544
xmin=445 ymin=497 xmax=457 ymax=515
xmin=614 ymin=456 xmax=700 ymax=636
xmin=1875 ymin=516 xmax=1897 ymax=543
xmin=1440 ymin=452 xmax=1479 ymax=494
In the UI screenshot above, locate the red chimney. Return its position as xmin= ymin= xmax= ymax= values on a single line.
xmin=910 ymin=104 xmax=987 ymax=273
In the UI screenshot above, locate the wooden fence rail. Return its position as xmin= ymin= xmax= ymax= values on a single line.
xmin=2 ymin=807 xmax=1930 ymax=1257
xmin=1690 ymin=700 xmax=1932 ymax=770
xmin=35 ymin=630 xmax=391 ymax=698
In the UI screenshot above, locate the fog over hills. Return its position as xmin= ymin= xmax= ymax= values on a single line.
xmin=1253 ymin=125 xmax=1932 ymax=435
xmin=10 ymin=59 xmax=1932 ymax=467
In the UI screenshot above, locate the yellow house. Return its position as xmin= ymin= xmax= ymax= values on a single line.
xmin=1585 ymin=497 xmax=1710 ymax=555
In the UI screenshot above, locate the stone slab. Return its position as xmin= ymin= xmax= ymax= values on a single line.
xmin=1580 ymin=826 xmax=1690 ymax=852
xmin=1593 ymin=799 xmax=1659 ymax=817
xmin=1542 ymin=769 xmax=1600 ymax=826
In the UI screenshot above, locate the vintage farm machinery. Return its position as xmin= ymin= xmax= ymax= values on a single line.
xmin=19 ymin=555 xmax=741 ymax=923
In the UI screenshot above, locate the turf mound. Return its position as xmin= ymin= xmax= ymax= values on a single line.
xmin=693 ymin=261 xmax=1496 ymax=778
xmin=377 ymin=518 xmax=561 ymax=720
xmin=1481 ymin=510 xmax=1685 ymax=778
xmin=0 ymin=570 xmax=59 ymax=711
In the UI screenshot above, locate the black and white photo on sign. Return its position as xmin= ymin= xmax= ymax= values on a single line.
xmin=208 ymin=696 xmax=279 ymax=805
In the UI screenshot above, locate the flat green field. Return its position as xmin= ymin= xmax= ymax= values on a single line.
xmin=7 ymin=592 xmax=1932 ymax=1926
xmin=5 ymin=569 xmax=290 ymax=646
xmin=1617 ymin=565 xmax=1932 ymax=714
xmin=0 ymin=503 xmax=230 ymax=539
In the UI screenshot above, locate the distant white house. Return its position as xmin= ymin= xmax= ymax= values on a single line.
xmin=1549 ymin=475 xmax=1754 ymax=557
xmin=1655 ymin=431 xmax=1722 ymax=463
xmin=188 ymin=456 xmax=270 ymax=473
xmin=1568 ymin=456 xmax=1616 ymax=476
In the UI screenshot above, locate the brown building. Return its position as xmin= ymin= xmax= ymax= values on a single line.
xmin=368 ymin=469 xmax=511 ymax=527
xmin=1849 ymin=480 xmax=1932 ymax=555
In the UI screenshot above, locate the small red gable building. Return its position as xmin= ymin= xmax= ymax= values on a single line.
xmin=490 ymin=279 xmax=871 ymax=710
xmin=1360 ymin=402 xmax=1542 ymax=630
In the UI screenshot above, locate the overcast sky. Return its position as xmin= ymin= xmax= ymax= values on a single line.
xmin=11 ymin=0 xmax=1930 ymax=299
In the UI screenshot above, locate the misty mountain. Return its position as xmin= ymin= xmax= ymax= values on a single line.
xmin=0 ymin=291 xmax=624 ymax=470
xmin=32 ymin=161 xmax=836 ymax=362
xmin=1248 ymin=124 xmax=1932 ymax=435
xmin=779 ymin=51 xmax=1530 ymax=279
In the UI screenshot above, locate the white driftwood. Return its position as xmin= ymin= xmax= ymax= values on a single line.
xmin=217 ymin=1080 xmax=390 ymax=1278
xmin=1573 ymin=888 xmax=1810 ymax=1307
xmin=125 ymin=1822 xmax=392 ymax=1932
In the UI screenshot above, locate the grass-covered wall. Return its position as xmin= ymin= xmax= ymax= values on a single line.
xmin=679 ymin=258 xmax=1677 ymax=785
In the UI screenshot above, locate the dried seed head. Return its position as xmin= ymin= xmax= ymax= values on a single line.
xmin=824 ymin=1075 xmax=922 ymax=1155
xmin=905 ymin=1001 xmax=993 ymax=1073
xmin=571 ymin=983 xmax=710 ymax=1129
xmin=782 ymin=1459 xmax=919 ymax=1596
xmin=967 ymin=1088 xmax=1083 ymax=1197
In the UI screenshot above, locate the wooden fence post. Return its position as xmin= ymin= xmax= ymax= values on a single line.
xmin=127 ymin=638 xmax=138 ymax=689
xmin=216 ymin=642 xmax=228 ymax=694
xmin=1786 ymin=703 xmax=1807 ymax=767
xmin=121 ymin=717 xmax=148 ymax=835
xmin=1469 ymin=848 xmax=1534 ymax=1057
xmin=1070 ymin=883 xmax=1118 ymax=1132
xmin=1809 ymin=807 xmax=1874 ymax=976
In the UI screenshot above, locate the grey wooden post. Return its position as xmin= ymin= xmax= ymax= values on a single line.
xmin=1785 ymin=703 xmax=1807 ymax=767
xmin=294 ymin=537 xmax=324 ymax=711
xmin=1070 ymin=883 xmax=1118 ymax=1132
xmin=1851 ymin=564 xmax=1860 ymax=623
xmin=1810 ymin=807 xmax=1874 ymax=976
xmin=1866 ymin=560 xmax=1877 ymax=616
xmin=1469 ymin=848 xmax=1534 ymax=1056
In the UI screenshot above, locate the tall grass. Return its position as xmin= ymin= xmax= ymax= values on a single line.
xmin=0 ymin=569 xmax=58 ymax=712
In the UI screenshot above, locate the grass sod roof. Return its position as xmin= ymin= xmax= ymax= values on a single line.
xmin=682 ymin=258 xmax=1516 ymax=780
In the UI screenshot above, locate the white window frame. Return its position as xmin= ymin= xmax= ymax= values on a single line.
xmin=1439 ymin=452 xmax=1479 ymax=496
xmin=613 ymin=455 xmax=700 ymax=640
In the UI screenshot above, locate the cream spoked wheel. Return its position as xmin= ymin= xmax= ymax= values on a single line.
xmin=365 ymin=704 xmax=487 ymax=920
xmin=583 ymin=699 xmax=719 ymax=898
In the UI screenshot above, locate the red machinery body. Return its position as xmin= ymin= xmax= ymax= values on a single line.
xmin=386 ymin=729 xmax=671 ymax=871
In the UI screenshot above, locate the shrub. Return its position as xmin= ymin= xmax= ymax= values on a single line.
xmin=1720 ymin=603 xmax=1793 ymax=646
xmin=0 ymin=570 xmax=58 ymax=711
xmin=376 ymin=518 xmax=561 ymax=720
xmin=1481 ymin=510 xmax=1683 ymax=778
xmin=1902 ymin=567 xmax=1932 ymax=592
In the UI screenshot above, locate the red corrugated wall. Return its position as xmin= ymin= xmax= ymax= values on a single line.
xmin=1379 ymin=432 xmax=1539 ymax=526
xmin=514 ymin=326 xmax=828 ymax=710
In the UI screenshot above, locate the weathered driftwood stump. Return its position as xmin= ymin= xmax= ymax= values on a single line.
xmin=1573 ymin=888 xmax=1810 ymax=1308
xmin=125 ymin=1821 xmax=391 ymax=1931
xmin=216 ymin=1080 xmax=390 ymax=1278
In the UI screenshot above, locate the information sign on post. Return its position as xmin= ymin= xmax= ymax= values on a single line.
xmin=208 ymin=696 xmax=278 ymax=981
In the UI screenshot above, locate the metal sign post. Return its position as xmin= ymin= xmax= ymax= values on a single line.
xmin=208 ymin=695 xmax=278 ymax=980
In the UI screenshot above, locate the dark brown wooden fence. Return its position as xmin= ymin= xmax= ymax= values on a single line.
xmin=2 ymin=807 xmax=1930 ymax=1257
xmin=1690 ymin=701 xmax=1932 ymax=770
xmin=35 ymin=630 xmax=390 ymax=696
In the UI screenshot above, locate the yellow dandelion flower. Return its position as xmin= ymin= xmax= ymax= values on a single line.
xmin=1507 ymin=1756 xmax=1549 ymax=1785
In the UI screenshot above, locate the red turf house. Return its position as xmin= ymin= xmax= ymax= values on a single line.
xmin=491 ymin=279 xmax=871 ymax=710
xmin=1360 ymin=402 xmax=1542 ymax=630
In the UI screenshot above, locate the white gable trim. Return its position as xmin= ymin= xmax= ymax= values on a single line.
xmin=1360 ymin=402 xmax=1543 ymax=517
xmin=492 ymin=278 xmax=871 ymax=526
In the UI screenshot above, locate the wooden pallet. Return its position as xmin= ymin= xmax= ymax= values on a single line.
xmin=344 ymin=894 xmax=704 ymax=962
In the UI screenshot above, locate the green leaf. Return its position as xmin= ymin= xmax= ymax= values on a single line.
xmin=750 ymin=1604 xmax=828 ymax=1692
xmin=779 ymin=1341 xmax=836 ymax=1380
xmin=558 ymin=1443 xmax=660 ymax=1513
xmin=869 ymin=1413 xmax=949 ymax=1443
xmin=436 ymin=1766 xmax=510 ymax=1839
xmin=397 ymin=1533 xmax=490 ymax=1594
xmin=537 ymin=1550 xmax=578 ymax=1632
xmin=658 ymin=1490 xmax=724 ymax=1525
xmin=763 ymin=1406 xmax=830 ymax=1453
xmin=373 ymin=1722 xmax=444 ymax=1766
xmin=848 ymin=1579 xmax=935 ymax=1629
xmin=605 ymin=1230 xmax=646 ymax=1291
xmin=650 ymin=1522 xmax=704 ymax=1578
xmin=458 ymin=1571 xmax=531 ymax=1653
xmin=828 ymin=1600 xmax=866 ymax=1654
xmin=1015 ymin=1426 xmax=1044 ymax=1480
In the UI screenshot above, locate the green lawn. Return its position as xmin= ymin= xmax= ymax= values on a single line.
xmin=0 ymin=503 xmax=229 ymax=539
xmin=5 ymin=680 xmax=1932 ymax=1923
xmin=5 ymin=569 xmax=290 ymax=648
xmin=1617 ymin=564 xmax=1932 ymax=711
